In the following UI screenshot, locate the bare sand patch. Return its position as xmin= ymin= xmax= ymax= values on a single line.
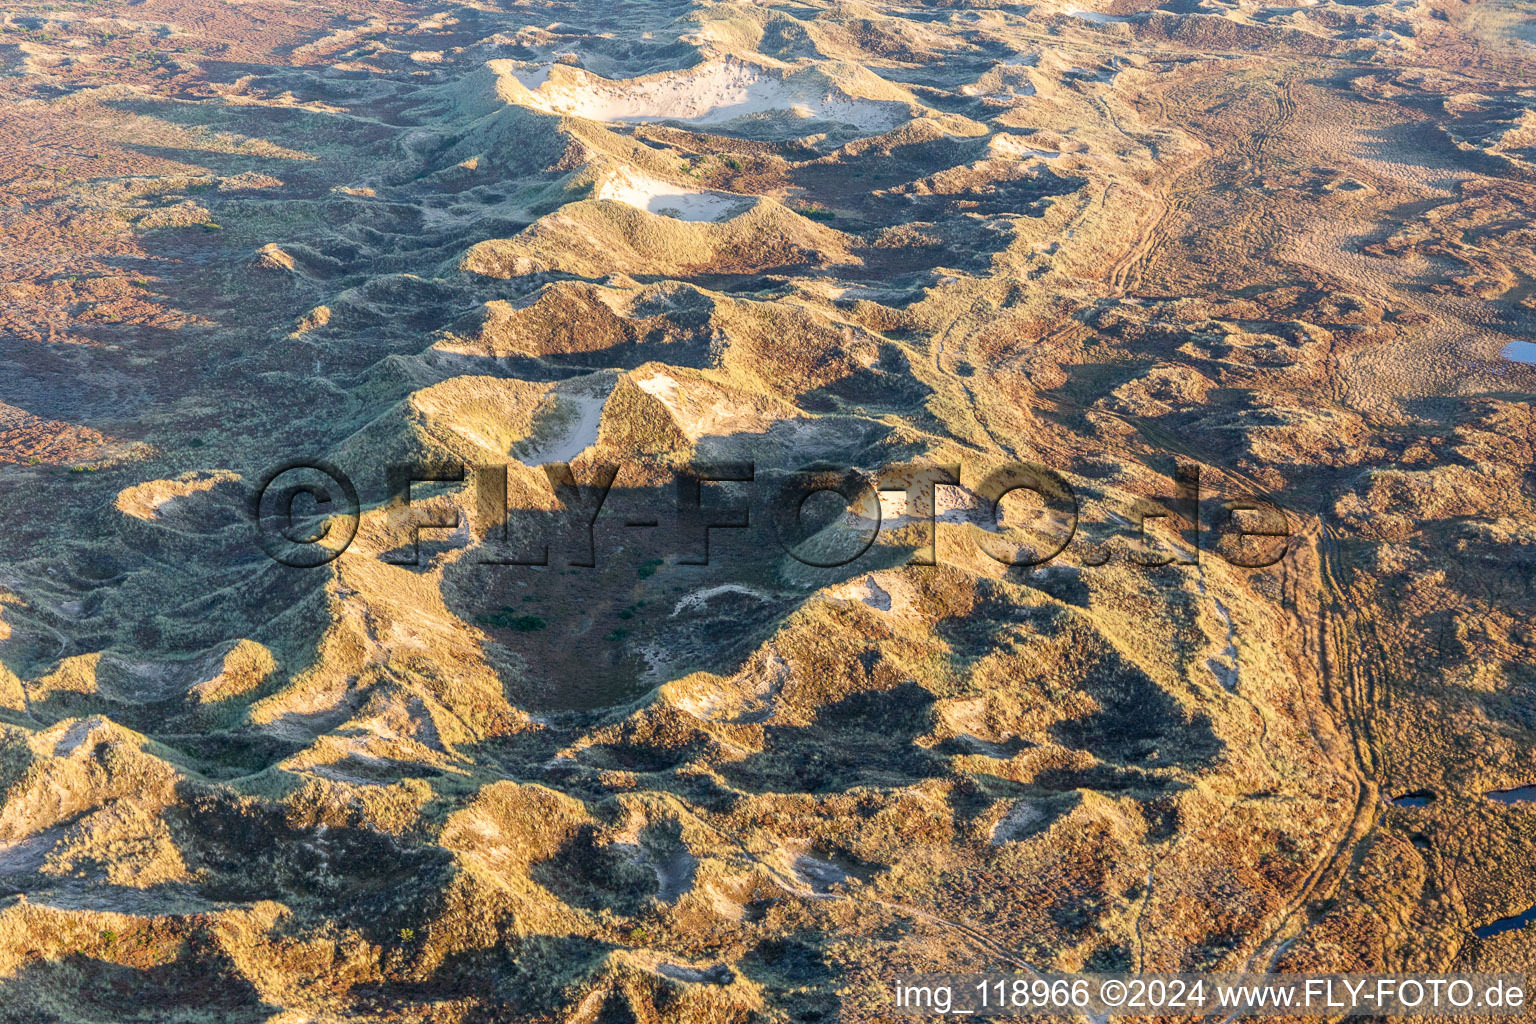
xmin=494 ymin=58 xmax=910 ymax=132
xmin=595 ymin=167 xmax=746 ymax=222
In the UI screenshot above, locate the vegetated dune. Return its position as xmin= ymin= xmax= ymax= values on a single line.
xmin=439 ymin=275 xmax=887 ymax=400
xmin=114 ymin=470 xmax=242 ymax=521
xmin=407 ymin=375 xmax=555 ymax=463
xmin=457 ymin=195 xmax=857 ymax=279
xmin=435 ymin=280 xmax=719 ymax=365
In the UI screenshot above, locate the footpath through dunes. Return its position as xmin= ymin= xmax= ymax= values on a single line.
xmin=1 ymin=0 xmax=1535 ymax=1019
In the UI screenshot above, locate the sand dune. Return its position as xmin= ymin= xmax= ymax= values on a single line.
xmin=594 ymin=167 xmax=746 ymax=222
xmin=492 ymin=57 xmax=911 ymax=131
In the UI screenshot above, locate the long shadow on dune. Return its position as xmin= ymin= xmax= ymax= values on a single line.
xmin=0 ymin=950 xmax=277 ymax=1023
xmin=717 ymin=681 xmax=946 ymax=794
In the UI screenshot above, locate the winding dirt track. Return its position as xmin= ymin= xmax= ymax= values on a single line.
xmin=1235 ymin=520 xmax=1380 ymax=982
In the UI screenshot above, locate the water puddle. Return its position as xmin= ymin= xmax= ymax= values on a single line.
xmin=1475 ymin=904 xmax=1536 ymax=939
xmin=1487 ymin=785 xmax=1536 ymax=804
xmin=1388 ymin=791 xmax=1436 ymax=807
xmin=1500 ymin=341 xmax=1536 ymax=364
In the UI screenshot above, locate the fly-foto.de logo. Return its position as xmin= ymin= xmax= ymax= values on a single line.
xmin=252 ymin=459 xmax=1292 ymax=571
